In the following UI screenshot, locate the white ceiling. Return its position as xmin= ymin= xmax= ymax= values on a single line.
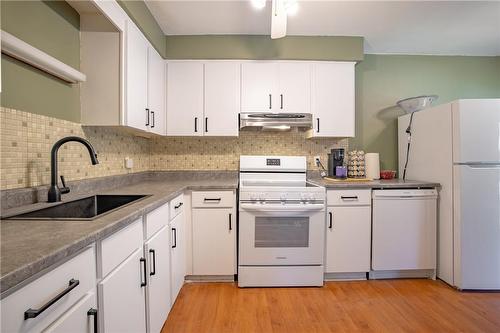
xmin=145 ymin=1 xmax=500 ymax=56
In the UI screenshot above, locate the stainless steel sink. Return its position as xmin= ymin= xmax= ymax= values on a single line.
xmin=5 ymin=194 xmax=149 ymax=220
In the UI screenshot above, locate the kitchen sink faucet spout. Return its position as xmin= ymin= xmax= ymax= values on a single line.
xmin=48 ymin=136 xmax=99 ymax=202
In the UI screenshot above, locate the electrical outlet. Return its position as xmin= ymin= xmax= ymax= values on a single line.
xmin=124 ymin=157 xmax=133 ymax=169
xmin=314 ymin=155 xmax=321 ymax=166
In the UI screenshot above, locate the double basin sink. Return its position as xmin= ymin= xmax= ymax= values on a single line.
xmin=5 ymin=195 xmax=149 ymax=221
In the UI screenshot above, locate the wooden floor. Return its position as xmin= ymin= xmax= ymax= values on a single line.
xmin=162 ymin=279 xmax=500 ymax=333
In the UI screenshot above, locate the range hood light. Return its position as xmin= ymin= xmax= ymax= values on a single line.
xmin=262 ymin=125 xmax=291 ymax=131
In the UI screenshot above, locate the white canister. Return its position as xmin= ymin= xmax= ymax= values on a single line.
xmin=365 ymin=153 xmax=380 ymax=180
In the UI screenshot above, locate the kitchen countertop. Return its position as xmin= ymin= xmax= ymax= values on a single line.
xmin=0 ymin=172 xmax=238 ymax=297
xmin=309 ymin=177 xmax=440 ymax=189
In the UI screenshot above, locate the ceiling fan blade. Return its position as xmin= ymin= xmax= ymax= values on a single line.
xmin=271 ymin=0 xmax=287 ymax=39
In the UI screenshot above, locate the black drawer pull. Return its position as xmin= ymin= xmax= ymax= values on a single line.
xmin=151 ymin=111 xmax=155 ymax=128
xmin=140 ymin=257 xmax=147 ymax=287
xmin=328 ymin=212 xmax=333 ymax=229
xmin=229 ymin=213 xmax=232 ymax=231
xmin=87 ymin=308 xmax=98 ymax=333
xmin=24 ymin=279 xmax=80 ymax=320
xmin=149 ymin=249 xmax=156 ymax=276
xmin=204 ymin=198 xmax=221 ymax=202
xmin=317 ymin=118 xmax=320 ymax=133
xmin=205 ymin=117 xmax=208 ymax=132
xmin=194 ymin=117 xmax=198 ymax=132
xmin=174 ymin=202 xmax=183 ymax=209
xmin=341 ymin=196 xmax=359 ymax=200
xmin=145 ymin=108 xmax=150 ymax=126
xmin=172 ymin=227 xmax=177 ymax=248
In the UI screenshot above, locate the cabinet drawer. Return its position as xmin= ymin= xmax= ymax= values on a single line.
xmin=145 ymin=202 xmax=169 ymax=240
xmin=327 ymin=189 xmax=371 ymax=206
xmin=1 ymin=247 xmax=96 ymax=333
xmin=169 ymin=194 xmax=185 ymax=220
xmin=192 ymin=191 xmax=234 ymax=208
xmin=100 ymin=219 xmax=143 ymax=278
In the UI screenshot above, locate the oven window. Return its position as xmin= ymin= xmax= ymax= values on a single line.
xmin=255 ymin=217 xmax=309 ymax=248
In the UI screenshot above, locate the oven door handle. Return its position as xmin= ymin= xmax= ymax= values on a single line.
xmin=240 ymin=203 xmax=324 ymax=212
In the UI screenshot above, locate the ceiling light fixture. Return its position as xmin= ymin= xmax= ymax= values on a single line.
xmin=251 ymin=0 xmax=266 ymax=10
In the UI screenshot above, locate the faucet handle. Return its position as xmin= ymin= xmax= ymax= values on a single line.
xmin=60 ymin=175 xmax=70 ymax=194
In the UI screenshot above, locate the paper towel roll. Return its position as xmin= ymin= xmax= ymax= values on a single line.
xmin=365 ymin=153 xmax=380 ymax=180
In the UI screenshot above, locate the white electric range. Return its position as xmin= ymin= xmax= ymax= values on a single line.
xmin=238 ymin=156 xmax=326 ymax=287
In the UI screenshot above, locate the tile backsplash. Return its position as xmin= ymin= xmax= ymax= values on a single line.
xmin=1 ymin=107 xmax=348 ymax=190
xmin=0 ymin=107 xmax=150 ymax=190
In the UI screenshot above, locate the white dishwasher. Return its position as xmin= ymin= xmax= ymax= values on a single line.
xmin=372 ymin=189 xmax=438 ymax=276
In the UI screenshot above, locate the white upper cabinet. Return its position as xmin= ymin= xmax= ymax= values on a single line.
xmin=166 ymin=62 xmax=204 ymax=136
xmin=125 ymin=20 xmax=149 ymax=132
xmin=147 ymin=47 xmax=166 ymax=135
xmin=241 ymin=63 xmax=278 ymax=112
xmin=241 ymin=62 xmax=311 ymax=113
xmin=310 ymin=62 xmax=355 ymax=137
xmin=204 ymin=62 xmax=240 ymax=136
xmin=278 ymin=62 xmax=311 ymax=113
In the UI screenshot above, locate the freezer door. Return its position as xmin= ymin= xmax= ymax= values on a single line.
xmin=454 ymin=164 xmax=500 ymax=289
xmin=452 ymin=99 xmax=500 ymax=163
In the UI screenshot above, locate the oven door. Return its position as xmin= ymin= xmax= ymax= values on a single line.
xmin=239 ymin=202 xmax=325 ymax=266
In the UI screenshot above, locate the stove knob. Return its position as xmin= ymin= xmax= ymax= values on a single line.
xmin=309 ymin=194 xmax=315 ymax=201
xmin=259 ymin=193 xmax=266 ymax=201
xmin=280 ymin=193 xmax=287 ymax=201
xmin=250 ymin=194 xmax=258 ymax=201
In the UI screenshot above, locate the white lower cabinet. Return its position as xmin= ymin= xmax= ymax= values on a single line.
xmin=325 ymin=190 xmax=371 ymax=274
xmin=145 ymin=225 xmax=172 ymax=333
xmin=43 ymin=292 xmax=97 ymax=333
xmin=99 ymin=247 xmax=147 ymax=333
xmin=1 ymin=247 xmax=96 ymax=333
xmin=192 ymin=208 xmax=236 ymax=275
xmin=170 ymin=211 xmax=186 ymax=303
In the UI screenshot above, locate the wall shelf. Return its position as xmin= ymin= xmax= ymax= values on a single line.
xmin=1 ymin=30 xmax=86 ymax=84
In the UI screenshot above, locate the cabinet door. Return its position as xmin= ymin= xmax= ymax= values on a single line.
xmin=192 ymin=208 xmax=236 ymax=275
xmin=170 ymin=211 xmax=186 ymax=303
xmin=278 ymin=62 xmax=311 ymax=113
xmin=148 ymin=47 xmax=166 ymax=135
xmin=241 ymin=63 xmax=278 ymax=112
xmin=99 ymin=248 xmax=146 ymax=333
xmin=145 ymin=226 xmax=171 ymax=333
xmin=125 ymin=20 xmax=149 ymax=131
xmin=312 ymin=62 xmax=355 ymax=137
xmin=42 ymin=292 xmax=97 ymax=333
xmin=325 ymin=206 xmax=371 ymax=273
xmin=204 ymin=62 xmax=240 ymax=136
xmin=166 ymin=62 xmax=204 ymax=136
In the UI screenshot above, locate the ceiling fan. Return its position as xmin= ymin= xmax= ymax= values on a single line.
xmin=252 ymin=0 xmax=299 ymax=39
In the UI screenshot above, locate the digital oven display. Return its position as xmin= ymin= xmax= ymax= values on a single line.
xmin=266 ymin=158 xmax=280 ymax=166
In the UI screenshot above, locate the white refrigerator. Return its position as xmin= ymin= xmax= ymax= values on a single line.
xmin=398 ymin=99 xmax=500 ymax=290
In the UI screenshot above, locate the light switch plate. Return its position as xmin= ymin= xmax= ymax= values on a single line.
xmin=124 ymin=157 xmax=133 ymax=169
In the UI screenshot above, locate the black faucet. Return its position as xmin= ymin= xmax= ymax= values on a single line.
xmin=48 ymin=136 xmax=99 ymax=202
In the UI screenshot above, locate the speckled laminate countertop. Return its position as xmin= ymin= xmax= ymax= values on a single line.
xmin=309 ymin=177 xmax=440 ymax=189
xmin=0 ymin=172 xmax=238 ymax=296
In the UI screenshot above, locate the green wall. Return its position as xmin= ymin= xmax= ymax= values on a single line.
xmin=1 ymin=0 xmax=81 ymax=122
xmin=117 ymin=0 xmax=166 ymax=58
xmin=165 ymin=35 xmax=364 ymax=61
xmin=352 ymin=54 xmax=500 ymax=170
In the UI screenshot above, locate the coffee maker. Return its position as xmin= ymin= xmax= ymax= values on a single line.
xmin=327 ymin=148 xmax=345 ymax=178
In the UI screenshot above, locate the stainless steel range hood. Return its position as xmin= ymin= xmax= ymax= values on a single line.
xmin=239 ymin=113 xmax=312 ymax=131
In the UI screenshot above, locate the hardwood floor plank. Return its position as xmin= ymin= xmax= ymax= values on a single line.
xmin=162 ymin=280 xmax=500 ymax=333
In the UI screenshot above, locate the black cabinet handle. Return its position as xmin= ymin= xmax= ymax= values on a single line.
xmin=341 ymin=196 xmax=359 ymax=200
xmin=149 ymin=249 xmax=156 ymax=276
xmin=87 ymin=308 xmax=98 ymax=333
xmin=194 ymin=117 xmax=198 ymax=132
xmin=172 ymin=228 xmax=177 ymax=248
xmin=203 ymin=198 xmax=221 ymax=202
xmin=151 ymin=111 xmax=155 ymax=128
xmin=317 ymin=118 xmax=320 ymax=133
xmin=269 ymin=94 xmax=272 ymax=109
xmin=328 ymin=212 xmax=333 ymax=229
xmin=229 ymin=213 xmax=232 ymax=231
xmin=140 ymin=258 xmax=147 ymax=287
xmin=205 ymin=117 xmax=208 ymax=132
xmin=174 ymin=202 xmax=183 ymax=209
xmin=24 ymin=279 xmax=80 ymax=320
xmin=280 ymin=94 xmax=283 ymax=109
xmin=146 ymin=108 xmax=150 ymax=126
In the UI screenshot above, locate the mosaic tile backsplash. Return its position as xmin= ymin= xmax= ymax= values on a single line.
xmin=1 ymin=107 xmax=347 ymax=190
